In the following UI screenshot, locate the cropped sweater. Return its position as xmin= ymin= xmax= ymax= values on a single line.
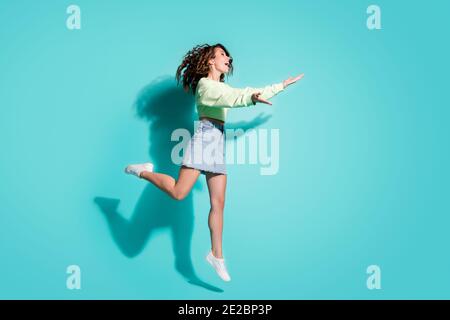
xmin=195 ymin=77 xmax=285 ymax=122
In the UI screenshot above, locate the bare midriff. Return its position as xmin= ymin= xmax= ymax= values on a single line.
xmin=199 ymin=116 xmax=224 ymax=125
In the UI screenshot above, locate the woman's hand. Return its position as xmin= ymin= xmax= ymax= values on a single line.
xmin=251 ymin=73 xmax=304 ymax=105
xmin=251 ymin=92 xmax=272 ymax=105
xmin=282 ymin=73 xmax=304 ymax=89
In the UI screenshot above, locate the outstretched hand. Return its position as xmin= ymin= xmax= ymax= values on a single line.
xmin=251 ymin=73 xmax=305 ymax=105
xmin=282 ymin=73 xmax=304 ymax=88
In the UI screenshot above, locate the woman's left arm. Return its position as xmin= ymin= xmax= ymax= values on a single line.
xmin=252 ymin=73 xmax=304 ymax=105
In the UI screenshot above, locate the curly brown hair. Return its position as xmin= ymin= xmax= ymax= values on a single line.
xmin=175 ymin=43 xmax=234 ymax=95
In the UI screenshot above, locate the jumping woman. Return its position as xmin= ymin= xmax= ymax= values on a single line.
xmin=125 ymin=43 xmax=304 ymax=282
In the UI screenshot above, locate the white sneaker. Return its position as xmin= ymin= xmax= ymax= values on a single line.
xmin=206 ymin=251 xmax=231 ymax=282
xmin=124 ymin=162 xmax=154 ymax=178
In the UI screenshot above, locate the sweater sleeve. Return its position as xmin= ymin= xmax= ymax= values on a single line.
xmin=197 ymin=80 xmax=285 ymax=108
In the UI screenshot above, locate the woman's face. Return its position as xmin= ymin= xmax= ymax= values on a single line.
xmin=209 ymin=47 xmax=231 ymax=74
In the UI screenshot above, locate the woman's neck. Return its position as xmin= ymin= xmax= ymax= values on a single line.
xmin=207 ymin=70 xmax=222 ymax=81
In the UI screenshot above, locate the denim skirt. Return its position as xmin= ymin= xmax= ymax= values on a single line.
xmin=181 ymin=118 xmax=226 ymax=175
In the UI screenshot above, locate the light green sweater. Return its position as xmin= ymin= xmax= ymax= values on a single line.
xmin=195 ymin=77 xmax=285 ymax=122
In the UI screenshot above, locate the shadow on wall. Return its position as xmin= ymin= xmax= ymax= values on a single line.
xmin=93 ymin=75 xmax=222 ymax=292
xmin=93 ymin=75 xmax=273 ymax=293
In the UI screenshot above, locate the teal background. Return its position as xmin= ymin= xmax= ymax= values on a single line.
xmin=0 ymin=0 xmax=449 ymax=299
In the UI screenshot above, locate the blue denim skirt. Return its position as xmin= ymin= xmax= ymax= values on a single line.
xmin=181 ymin=118 xmax=226 ymax=175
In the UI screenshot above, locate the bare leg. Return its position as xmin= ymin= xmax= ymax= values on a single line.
xmin=140 ymin=166 xmax=201 ymax=200
xmin=206 ymin=173 xmax=227 ymax=259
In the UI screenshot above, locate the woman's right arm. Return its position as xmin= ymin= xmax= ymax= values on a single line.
xmin=197 ymin=73 xmax=304 ymax=108
xmin=197 ymin=80 xmax=284 ymax=109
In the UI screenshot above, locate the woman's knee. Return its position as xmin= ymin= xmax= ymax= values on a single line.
xmin=172 ymin=189 xmax=188 ymax=201
xmin=210 ymin=197 xmax=225 ymax=211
